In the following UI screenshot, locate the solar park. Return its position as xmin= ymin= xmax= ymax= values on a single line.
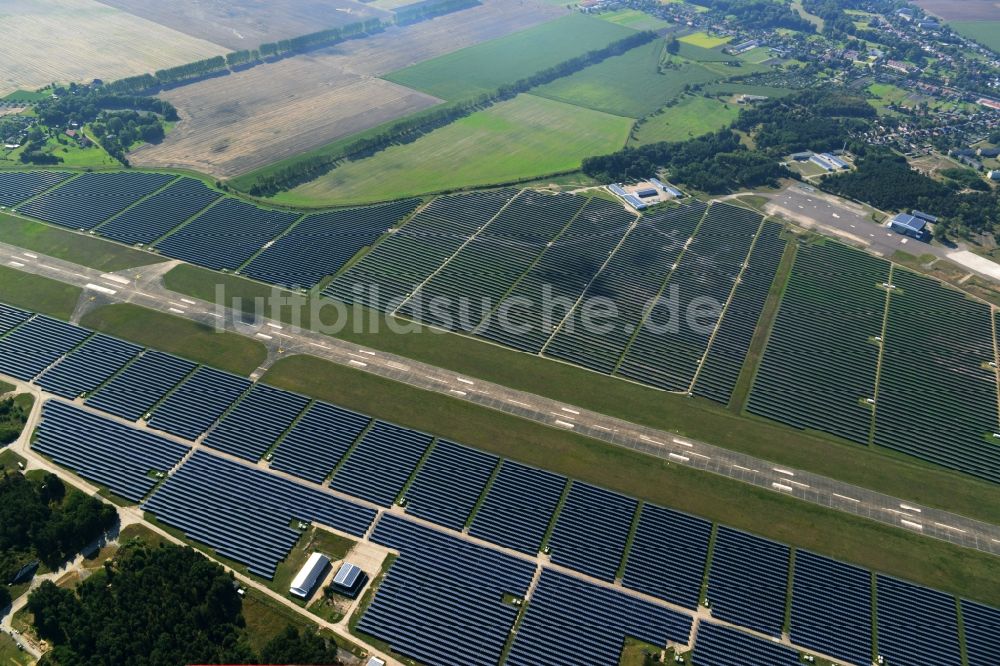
xmin=3 ymin=297 xmax=998 ymax=665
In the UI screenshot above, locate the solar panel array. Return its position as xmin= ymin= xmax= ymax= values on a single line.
xmin=268 ymin=401 xmax=371 ymax=484
xmin=329 ymin=421 xmax=432 ymax=506
xmin=476 ymin=197 xmax=636 ymax=352
xmin=143 ymin=450 xmax=375 ymax=578
xmin=693 ymin=220 xmax=786 ymax=404
xmin=0 ymin=315 xmax=90 ymax=381
xmin=547 ymin=481 xmax=637 ymax=581
xmin=359 ymin=515 xmax=535 ymax=666
xmin=96 ymin=177 xmax=222 ymax=245
xmin=402 ymin=439 xmax=498 ymax=530
xmin=507 ymin=569 xmax=693 ymax=666
xmin=86 ymin=350 xmax=196 ymax=421
xmin=0 ymin=171 xmax=71 ymax=207
xmin=147 ymin=366 xmax=251 ymax=440
xmin=202 ymin=384 xmax=309 ymax=461
xmin=397 ymin=190 xmax=587 ymax=331
xmin=748 ymin=242 xmax=889 ymax=444
xmin=0 ymin=303 xmax=31 ymax=336
xmin=707 ymin=526 xmax=790 ymax=637
xmin=469 ymin=460 xmax=566 ymax=555
xmin=17 ymin=171 xmax=175 ymax=230
xmin=542 ymin=201 xmax=707 ymax=373
xmin=324 ymin=189 xmax=518 ymax=311
xmin=243 ymin=199 xmax=421 ymax=289
xmin=963 ymin=599 xmax=1000 ymax=666
xmin=36 ymin=334 xmax=142 ymax=399
xmin=693 ymin=622 xmax=801 ymax=666
xmin=155 ymin=197 xmax=300 ymax=270
xmin=876 ymin=575 xmax=961 ymax=666
xmin=875 ymin=269 xmax=1000 ymax=482
xmin=617 ymin=203 xmax=761 ymax=391
xmin=33 ymin=402 xmax=189 ymax=501
xmin=790 ymin=551 xmax=872 ymax=666
xmin=622 ymin=504 xmax=712 ymax=609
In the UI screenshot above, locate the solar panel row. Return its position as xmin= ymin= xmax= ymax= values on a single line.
xmin=963 ymin=599 xmax=1000 ymax=666
xmin=33 ymin=401 xmax=189 ymax=502
xmin=268 ymin=401 xmax=371 ymax=484
xmin=96 ymin=177 xmax=222 ymax=246
xmin=547 ymin=481 xmax=637 ymax=582
xmin=0 ymin=170 xmax=71 ymax=207
xmin=693 ymin=622 xmax=800 ymax=666
xmin=402 ymin=439 xmax=498 ymax=531
xmin=707 ymin=526 xmax=790 ymax=637
xmin=85 ymin=350 xmax=197 ymax=421
xmin=203 ymin=384 xmax=310 ymax=461
xmin=0 ymin=315 xmax=91 ymax=381
xmin=359 ymin=515 xmax=536 ymax=666
xmin=0 ymin=303 xmax=32 ymax=337
xmin=329 ymin=421 xmax=433 ymax=507
xmin=147 ymin=366 xmax=251 ymax=440
xmin=36 ymin=333 xmax=142 ymax=399
xmin=142 ymin=450 xmax=375 ymax=578
xmin=876 ymin=574 xmax=962 ymax=666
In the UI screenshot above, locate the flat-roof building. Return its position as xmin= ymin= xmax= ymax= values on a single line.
xmin=910 ymin=210 xmax=938 ymax=223
xmin=889 ymin=213 xmax=929 ymax=241
xmin=289 ymin=552 xmax=330 ymax=599
xmin=330 ymin=561 xmax=367 ymax=599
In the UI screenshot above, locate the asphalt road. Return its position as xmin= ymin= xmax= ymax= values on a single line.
xmin=3 ymin=241 xmax=1000 ymax=559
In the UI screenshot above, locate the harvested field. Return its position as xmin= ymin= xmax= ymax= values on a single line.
xmin=951 ymin=21 xmax=1000 ymax=52
xmin=0 ymin=0 xmax=227 ymax=97
xmin=129 ymin=0 xmax=566 ymax=177
xmin=912 ymin=0 xmax=1000 ymax=21
xmin=98 ymin=0 xmax=391 ymax=51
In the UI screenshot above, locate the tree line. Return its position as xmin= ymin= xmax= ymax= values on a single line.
xmin=0 ymin=396 xmax=29 ymax=444
xmin=244 ymin=30 xmax=659 ymax=196
xmin=698 ymin=0 xmax=817 ymax=33
xmin=27 ymin=542 xmax=347 ymax=665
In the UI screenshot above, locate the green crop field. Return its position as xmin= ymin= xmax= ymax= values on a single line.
xmin=597 ymin=8 xmax=671 ymax=31
xmin=951 ymin=20 xmax=1000 ymax=53
xmin=271 ymin=94 xmax=633 ymax=206
xmin=532 ymin=40 xmax=723 ymax=118
xmin=0 ymin=264 xmax=82 ymax=319
xmin=679 ymin=31 xmax=731 ymax=48
xmin=630 ymin=95 xmax=739 ymax=144
xmin=382 ymin=14 xmax=636 ymax=101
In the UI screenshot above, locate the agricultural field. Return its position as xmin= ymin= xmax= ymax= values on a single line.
xmin=96 ymin=0 xmax=391 ymax=50
xmin=630 ymin=95 xmax=739 ymax=144
xmin=678 ymin=31 xmax=731 ymax=49
xmin=597 ymin=8 xmax=672 ymax=31
xmin=0 ymin=0 xmax=227 ymax=97
xmin=129 ymin=0 xmax=566 ymax=177
xmin=950 ymin=21 xmax=1000 ymax=53
xmin=532 ymin=40 xmax=723 ymax=118
xmin=382 ymin=13 xmax=635 ymax=101
xmin=272 ymin=94 xmax=632 ymax=205
xmin=912 ymin=0 xmax=1000 ymax=21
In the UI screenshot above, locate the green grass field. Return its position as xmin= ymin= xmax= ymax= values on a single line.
xmin=678 ymin=31 xmax=731 ymax=48
xmin=532 ymin=40 xmax=723 ymax=118
xmin=79 ymin=303 xmax=267 ymax=375
xmin=383 ymin=14 xmax=636 ymax=101
xmin=951 ymin=20 xmax=1000 ymax=53
xmin=0 ymin=264 xmax=82 ymax=318
xmin=630 ymin=94 xmax=739 ymax=144
xmin=0 ymin=212 xmax=162 ymax=271
xmin=272 ymin=94 xmax=632 ymax=206
xmin=160 ymin=263 xmax=1000 ymax=528
xmin=261 ymin=355 xmax=1000 ymax=607
xmin=597 ymin=8 xmax=671 ymax=31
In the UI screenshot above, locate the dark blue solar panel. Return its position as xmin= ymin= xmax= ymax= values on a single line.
xmin=791 ymin=551 xmax=872 ymax=666
xmin=402 ymin=439 xmax=498 ymax=530
xmin=358 ymin=515 xmax=535 ymax=666
xmin=33 ymin=402 xmax=189 ymax=502
xmin=36 ymin=334 xmax=142 ymax=398
xmin=329 ymin=421 xmax=432 ymax=507
xmin=0 ymin=316 xmax=90 ymax=380
xmin=17 ymin=171 xmax=175 ymax=230
xmin=85 ymin=350 xmax=196 ymax=421
xmin=547 ymin=482 xmax=637 ymax=582
xmin=0 ymin=171 xmax=71 ymax=207
xmin=876 ymin=575 xmax=960 ymax=666
xmin=469 ymin=460 xmax=566 ymax=555
xmin=0 ymin=303 xmax=31 ymax=336
xmin=147 ymin=366 xmax=251 ymax=440
xmin=963 ymin=599 xmax=1000 ymax=666
xmin=507 ymin=569 xmax=693 ymax=666
xmin=97 ymin=177 xmax=222 ymax=245
xmin=202 ymin=384 xmax=309 ymax=461
xmin=243 ymin=199 xmax=421 ymax=289
xmin=268 ymin=401 xmax=371 ymax=484
xmin=693 ymin=622 xmax=800 ymax=666
xmin=707 ymin=527 xmax=790 ymax=637
xmin=143 ymin=450 xmax=376 ymax=578
xmin=155 ymin=198 xmax=300 ymax=271
xmin=622 ymin=504 xmax=711 ymax=609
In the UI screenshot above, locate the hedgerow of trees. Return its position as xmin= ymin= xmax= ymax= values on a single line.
xmin=26 ymin=542 xmax=345 ymax=665
xmin=699 ymin=0 xmax=817 ymax=33
xmin=0 ymin=396 xmax=29 ymax=444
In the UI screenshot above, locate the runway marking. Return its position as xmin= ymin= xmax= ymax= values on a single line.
xmin=100 ymin=273 xmax=130 ymax=285
xmin=669 ymin=453 xmax=689 ymax=463
xmin=180 ymin=298 xmax=196 ymax=305
xmin=358 ymin=349 xmax=376 ymax=356
xmin=449 ymin=389 xmax=467 ymax=396
xmin=309 ymin=342 xmax=330 ymax=349
xmin=788 ymin=480 xmax=810 ymax=489
xmin=933 ymin=522 xmax=966 ymax=534
xmin=592 ymin=425 xmax=612 ymax=432
xmin=772 ymin=482 xmax=793 ymax=493
xmin=254 ymin=333 xmax=273 ymax=340
xmin=86 ymin=283 xmax=118 ymax=295
xmin=266 ymin=322 xmax=283 ymax=330
xmin=554 ymin=420 xmax=575 ymax=429
xmin=640 ymin=435 xmax=664 ymax=445
xmin=561 ymin=407 xmax=580 ymax=415
xmin=386 ymin=362 xmax=410 ymax=371
xmin=772 ymin=467 xmax=795 ymax=477
xmin=456 ymin=377 xmax=474 ymax=385
xmin=509 ymin=400 xmax=530 ymax=408
xmin=22 ymin=252 xmax=37 ymax=259
xmin=733 ymin=464 xmax=752 ymax=472
xmin=899 ymin=503 xmax=922 ymax=513
xmin=833 ymin=493 xmax=859 ymax=503
xmin=689 ymin=452 xmax=710 ymax=460
xmin=901 ymin=519 xmax=923 ymax=531
xmin=8 ymin=261 xmax=23 ymax=267
xmin=348 ymin=359 xmax=368 ymax=368
xmin=673 ymin=437 xmax=692 ymax=447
